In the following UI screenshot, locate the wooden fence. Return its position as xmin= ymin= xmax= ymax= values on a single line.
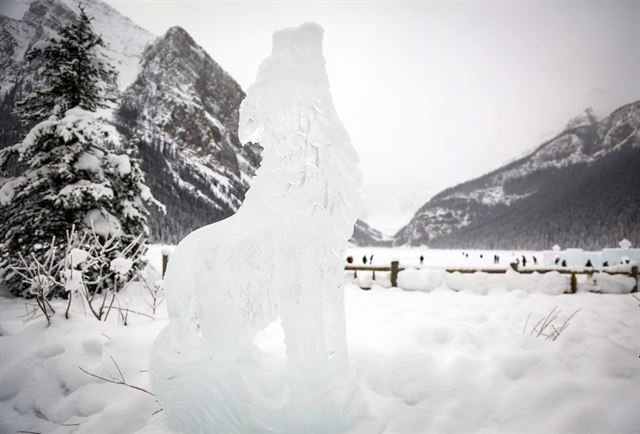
xmin=345 ymin=261 xmax=639 ymax=293
xmin=160 ymin=253 xmax=638 ymax=294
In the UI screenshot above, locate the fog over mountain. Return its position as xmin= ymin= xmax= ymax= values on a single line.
xmin=394 ymin=102 xmax=640 ymax=249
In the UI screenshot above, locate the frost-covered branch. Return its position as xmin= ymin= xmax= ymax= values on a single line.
xmin=78 ymin=356 xmax=157 ymax=399
xmin=8 ymin=224 xmax=152 ymax=324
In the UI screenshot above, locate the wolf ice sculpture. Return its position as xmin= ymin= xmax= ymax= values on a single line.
xmin=149 ymin=23 xmax=367 ymax=433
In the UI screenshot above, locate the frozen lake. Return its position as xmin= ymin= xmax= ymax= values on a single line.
xmin=346 ymin=246 xmax=540 ymax=269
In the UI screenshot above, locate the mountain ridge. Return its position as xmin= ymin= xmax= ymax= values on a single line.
xmin=394 ymin=100 xmax=640 ymax=249
xmin=115 ymin=23 xmax=261 ymax=242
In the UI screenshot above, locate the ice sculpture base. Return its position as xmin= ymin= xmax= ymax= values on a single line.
xmin=150 ymin=326 xmax=374 ymax=433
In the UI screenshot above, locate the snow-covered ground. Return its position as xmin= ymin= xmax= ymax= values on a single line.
xmin=1 ymin=250 xmax=638 ymax=433
xmin=348 ymin=286 xmax=638 ymax=433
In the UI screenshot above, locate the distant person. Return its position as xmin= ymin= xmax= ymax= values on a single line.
xmin=362 ymin=255 xmax=367 ymax=265
xmin=585 ymin=259 xmax=593 ymax=268
xmin=420 ymin=255 xmax=424 ymax=265
xmin=369 ymin=254 xmax=374 ymax=264
xmin=561 ymin=259 xmax=567 ymax=267
xmin=555 ymin=257 xmax=560 ymax=265
xmin=465 ymin=253 xmax=469 ymax=259
xmin=510 ymin=258 xmax=520 ymax=271
xmin=602 ymin=261 xmax=609 ymax=267
xmin=533 ymin=256 xmax=538 ymax=265
xmin=522 ymin=256 xmax=527 ymax=267
xmin=480 ymin=254 xmax=483 ymax=259
xmin=496 ymin=255 xmax=500 ymax=264
xmin=346 ymin=256 xmax=353 ymax=264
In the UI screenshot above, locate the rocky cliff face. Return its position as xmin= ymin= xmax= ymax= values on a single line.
xmin=350 ymin=220 xmax=391 ymax=247
xmin=394 ymin=101 xmax=640 ymax=249
xmin=116 ymin=26 xmax=261 ymax=242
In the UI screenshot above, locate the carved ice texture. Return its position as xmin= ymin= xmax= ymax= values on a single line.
xmin=149 ymin=23 xmax=368 ymax=433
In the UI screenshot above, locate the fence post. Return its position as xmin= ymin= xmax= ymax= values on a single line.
xmin=570 ymin=272 xmax=577 ymax=294
xmin=372 ymin=269 xmax=376 ymax=281
xmin=162 ymin=251 xmax=169 ymax=278
xmin=632 ymin=265 xmax=638 ymax=293
xmin=391 ymin=261 xmax=399 ymax=287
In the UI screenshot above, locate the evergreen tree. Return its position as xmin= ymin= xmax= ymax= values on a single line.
xmin=0 ymin=6 xmax=162 ymax=297
xmin=15 ymin=5 xmax=117 ymax=124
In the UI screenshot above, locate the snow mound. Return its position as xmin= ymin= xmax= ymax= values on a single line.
xmin=397 ymin=268 xmax=446 ymax=292
xmin=388 ymin=267 xmax=632 ymax=295
xmin=110 ymin=257 xmax=134 ymax=275
xmin=107 ymin=154 xmax=132 ymax=176
xmin=593 ymin=273 xmax=636 ymax=294
xmin=75 ymin=152 xmax=103 ymax=173
xmin=83 ymin=208 xmax=123 ymax=237
xmin=0 ymin=178 xmax=23 ymax=205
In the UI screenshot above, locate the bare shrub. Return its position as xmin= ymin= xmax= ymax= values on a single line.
xmin=8 ymin=225 xmax=151 ymax=324
xmin=523 ymin=306 xmax=582 ymax=341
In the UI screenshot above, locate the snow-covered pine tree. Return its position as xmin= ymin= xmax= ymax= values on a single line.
xmin=0 ymin=6 xmax=162 ymax=297
xmin=14 ymin=5 xmax=118 ymax=124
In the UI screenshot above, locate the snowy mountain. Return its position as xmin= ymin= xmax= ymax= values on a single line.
xmin=0 ymin=0 xmax=154 ymax=149
xmin=394 ymin=101 xmax=640 ymax=249
xmin=0 ymin=0 xmax=153 ymax=92
xmin=115 ymin=26 xmax=261 ymax=243
xmin=1 ymin=0 xmax=260 ymax=243
xmin=350 ymin=220 xmax=391 ymax=247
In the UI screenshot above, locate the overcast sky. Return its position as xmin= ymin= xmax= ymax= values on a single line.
xmin=104 ymin=0 xmax=639 ymax=234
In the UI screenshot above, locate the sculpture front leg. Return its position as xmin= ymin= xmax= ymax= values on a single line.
xmin=281 ymin=298 xmax=339 ymax=432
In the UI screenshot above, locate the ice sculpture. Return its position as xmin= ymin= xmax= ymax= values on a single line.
xmin=150 ymin=23 xmax=368 ymax=433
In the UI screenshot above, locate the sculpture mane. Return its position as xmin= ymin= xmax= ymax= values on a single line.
xmin=239 ymin=22 xmax=360 ymax=231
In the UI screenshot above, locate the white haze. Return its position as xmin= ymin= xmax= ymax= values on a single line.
xmin=97 ymin=1 xmax=640 ymax=234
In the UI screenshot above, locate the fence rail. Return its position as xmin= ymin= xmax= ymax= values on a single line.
xmin=345 ymin=261 xmax=639 ymax=293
